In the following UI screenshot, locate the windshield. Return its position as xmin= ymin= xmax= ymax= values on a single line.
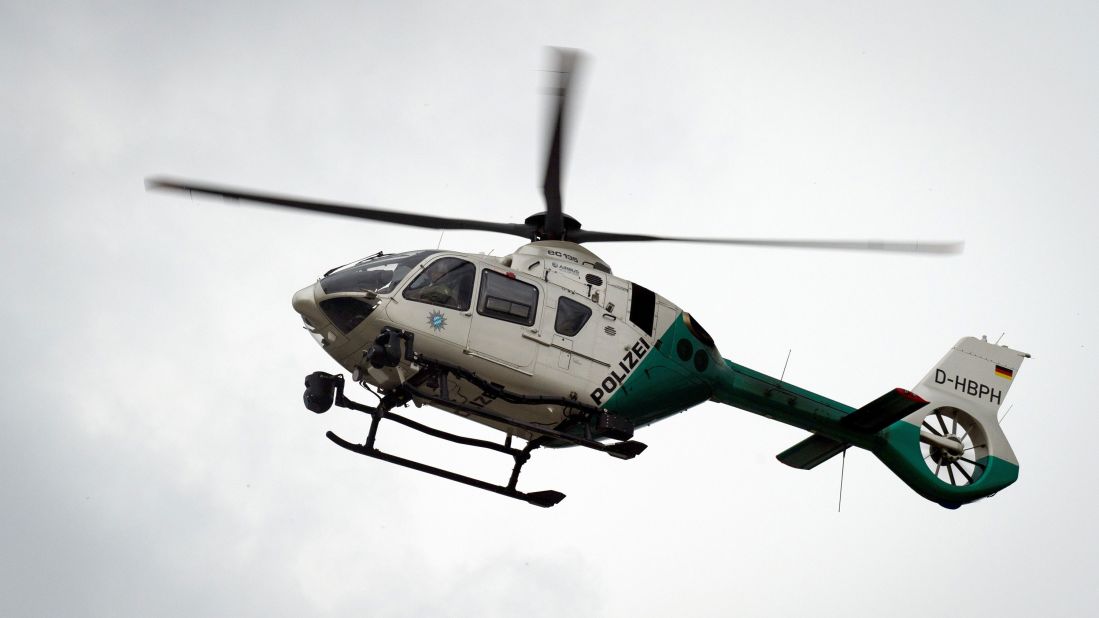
xmin=319 ymin=250 xmax=439 ymax=295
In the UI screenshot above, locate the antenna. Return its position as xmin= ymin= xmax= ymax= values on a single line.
xmin=999 ymin=404 xmax=1015 ymax=423
xmin=779 ymin=349 xmax=792 ymax=382
xmin=837 ymin=448 xmax=848 ymax=513
xmin=995 ymin=332 xmax=1005 ymax=345
xmin=436 ymin=231 xmax=445 ymax=249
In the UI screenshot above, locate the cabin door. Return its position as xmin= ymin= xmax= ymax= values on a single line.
xmin=385 ymin=256 xmax=477 ymax=353
xmin=466 ymin=269 xmax=541 ymax=372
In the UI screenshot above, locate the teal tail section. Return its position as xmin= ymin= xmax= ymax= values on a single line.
xmin=584 ymin=307 xmax=1026 ymax=508
xmin=709 ymin=337 xmax=1028 ymax=508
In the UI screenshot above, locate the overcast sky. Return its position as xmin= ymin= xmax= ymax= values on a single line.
xmin=3 ymin=1 xmax=1098 ymax=616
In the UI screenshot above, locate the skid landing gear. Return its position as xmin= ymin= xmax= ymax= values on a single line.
xmin=318 ymin=373 xmax=564 ymax=507
xmin=302 ymin=331 xmax=647 ymax=507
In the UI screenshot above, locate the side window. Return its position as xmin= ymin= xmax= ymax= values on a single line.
xmin=477 ymin=270 xmax=538 ymax=326
xmin=554 ymin=296 xmax=592 ymax=337
xmin=629 ymin=283 xmax=656 ymax=336
xmin=402 ymin=257 xmax=475 ymax=311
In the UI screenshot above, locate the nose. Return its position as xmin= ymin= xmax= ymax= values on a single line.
xmin=292 ymin=282 xmax=333 ymax=347
xmin=293 ymin=283 xmax=380 ymax=343
xmin=292 ymin=282 xmax=331 ymax=333
xmin=292 ymin=283 xmax=320 ymax=321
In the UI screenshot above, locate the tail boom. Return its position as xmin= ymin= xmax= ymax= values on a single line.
xmin=712 ymin=337 xmax=1028 ymax=507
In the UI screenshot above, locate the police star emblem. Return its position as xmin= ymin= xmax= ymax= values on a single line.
xmin=427 ymin=310 xmax=447 ymax=332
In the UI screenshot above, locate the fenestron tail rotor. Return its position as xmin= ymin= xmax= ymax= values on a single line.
xmin=146 ymin=47 xmax=963 ymax=256
xmin=920 ymin=407 xmax=987 ymax=486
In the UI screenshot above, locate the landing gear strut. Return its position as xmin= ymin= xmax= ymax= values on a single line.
xmin=305 ymin=329 xmax=647 ymax=507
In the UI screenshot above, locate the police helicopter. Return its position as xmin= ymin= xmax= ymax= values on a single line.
xmin=147 ymin=49 xmax=1029 ymax=509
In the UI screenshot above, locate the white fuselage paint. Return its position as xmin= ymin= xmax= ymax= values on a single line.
xmin=292 ymin=242 xmax=679 ymax=439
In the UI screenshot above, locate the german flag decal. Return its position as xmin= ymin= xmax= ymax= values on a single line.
xmin=995 ymin=365 xmax=1014 ymax=380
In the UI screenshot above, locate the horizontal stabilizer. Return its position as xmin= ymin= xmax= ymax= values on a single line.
xmin=777 ymin=434 xmax=849 ymax=470
xmin=840 ymin=388 xmax=928 ymax=433
xmin=778 ymin=388 xmax=927 ymax=470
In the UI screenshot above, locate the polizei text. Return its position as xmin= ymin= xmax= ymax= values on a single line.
xmin=591 ymin=337 xmax=652 ymax=405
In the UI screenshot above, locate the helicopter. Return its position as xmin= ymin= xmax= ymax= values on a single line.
xmin=147 ymin=49 xmax=1028 ymax=509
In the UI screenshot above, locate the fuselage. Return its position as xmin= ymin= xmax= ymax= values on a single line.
xmin=290 ymin=241 xmax=1026 ymax=507
xmin=291 ymin=241 xmax=721 ymax=439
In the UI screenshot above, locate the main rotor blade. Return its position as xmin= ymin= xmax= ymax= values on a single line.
xmin=146 ymin=177 xmax=536 ymax=239
xmin=568 ymin=229 xmax=963 ymax=254
xmin=541 ymin=48 xmax=582 ymax=240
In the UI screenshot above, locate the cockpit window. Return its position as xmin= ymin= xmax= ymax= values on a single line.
xmin=555 ymin=296 xmax=591 ymax=337
xmin=319 ymin=297 xmax=377 ymax=334
xmin=402 ymin=257 xmax=475 ymax=311
xmin=320 ymin=250 xmax=437 ymax=295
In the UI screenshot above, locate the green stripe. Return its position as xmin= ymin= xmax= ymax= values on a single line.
xmin=601 ymin=313 xmax=714 ymax=427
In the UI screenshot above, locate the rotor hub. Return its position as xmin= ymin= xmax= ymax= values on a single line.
xmin=920 ymin=407 xmax=988 ymax=487
xmin=524 ymin=212 xmax=582 ymax=240
xmin=928 ymin=435 xmax=965 ymax=466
